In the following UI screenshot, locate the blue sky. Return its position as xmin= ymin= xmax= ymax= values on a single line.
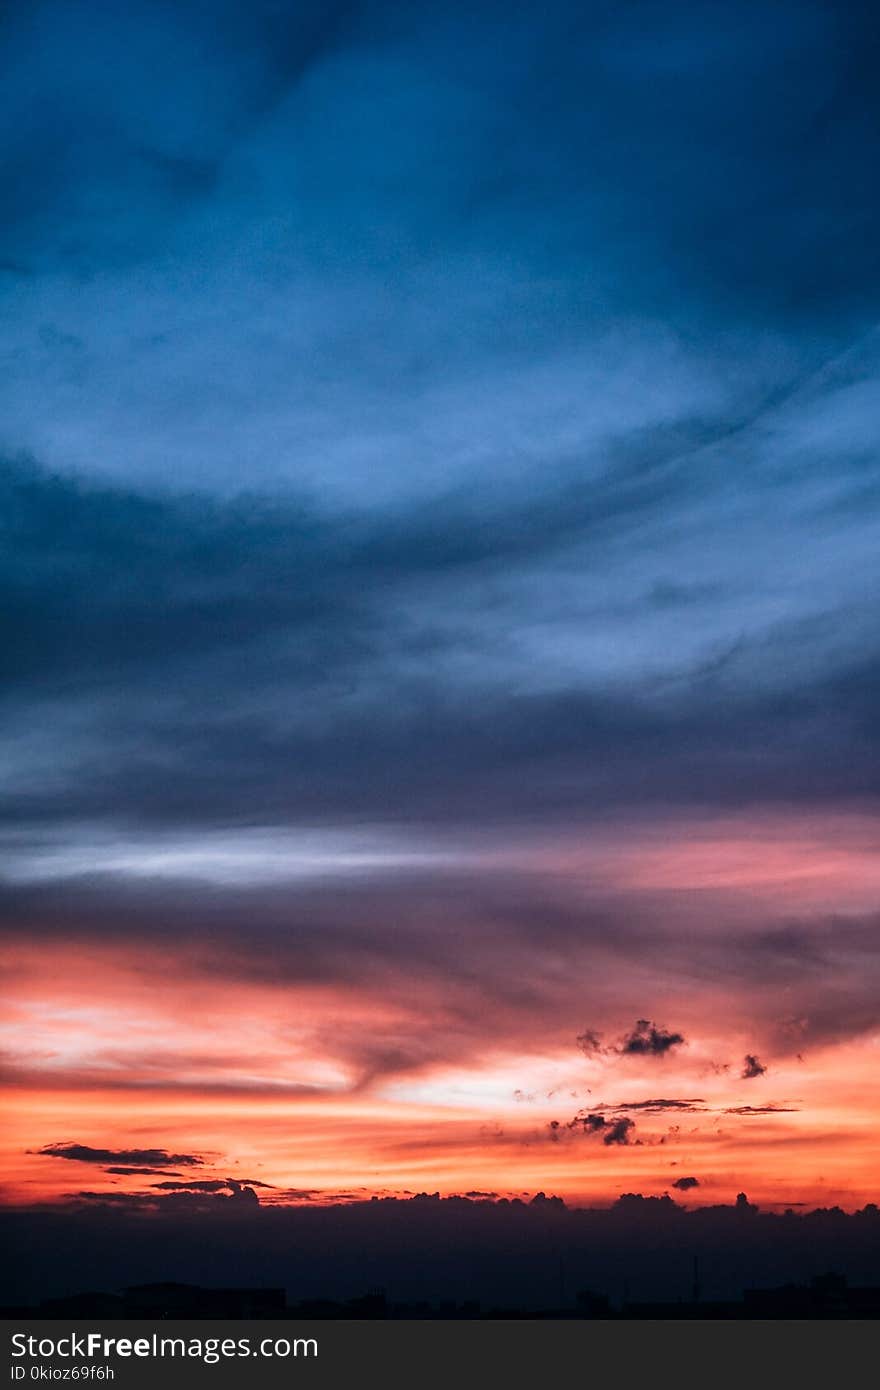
xmin=3 ymin=0 xmax=880 ymax=839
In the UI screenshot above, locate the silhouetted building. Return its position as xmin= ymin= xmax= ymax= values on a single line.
xmin=38 ymin=1291 xmax=125 ymax=1317
xmin=744 ymin=1272 xmax=880 ymax=1319
xmin=575 ymin=1289 xmax=611 ymax=1317
xmin=6 ymin=1270 xmax=879 ymax=1321
xmin=121 ymin=1283 xmax=286 ymax=1318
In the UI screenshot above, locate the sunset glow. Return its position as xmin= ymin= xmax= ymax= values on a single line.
xmin=4 ymin=810 xmax=879 ymax=1213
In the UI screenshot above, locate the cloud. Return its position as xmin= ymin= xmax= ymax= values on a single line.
xmin=104 ymin=1167 xmax=184 ymax=1177
xmin=742 ymin=1054 xmax=767 ymax=1079
xmin=576 ymin=1030 xmax=602 ymax=1056
xmin=35 ymin=1144 xmax=204 ymax=1167
xmin=565 ymin=1112 xmax=636 ymax=1146
xmin=71 ymin=1186 xmax=260 ymax=1210
xmin=723 ymin=1105 xmax=799 ymax=1115
xmin=71 ymin=1193 xmax=159 ymax=1207
xmin=4 ymin=439 xmax=880 ymax=844
xmin=569 ymin=1112 xmax=609 ymax=1135
xmin=5 ymin=870 xmax=880 ymax=1102
xmin=612 ymin=1193 xmax=681 ymax=1214
xmin=618 ymin=1020 xmax=686 ymax=1058
xmin=671 ymin=1176 xmax=700 ymax=1191
xmin=602 ymin=1118 xmax=636 ymax=1146
xmin=608 ymin=1098 xmax=706 ymax=1113
xmin=150 ymin=1178 xmax=267 ymax=1197
xmin=574 ymin=1023 xmax=688 ymax=1065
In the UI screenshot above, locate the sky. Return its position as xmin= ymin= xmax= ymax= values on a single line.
xmin=2 ymin=0 xmax=880 ymax=1219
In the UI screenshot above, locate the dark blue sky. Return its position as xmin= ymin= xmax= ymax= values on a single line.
xmin=2 ymin=0 xmax=880 ymax=841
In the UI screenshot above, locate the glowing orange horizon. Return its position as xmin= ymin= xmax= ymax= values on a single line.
xmin=4 ymin=813 xmax=880 ymax=1214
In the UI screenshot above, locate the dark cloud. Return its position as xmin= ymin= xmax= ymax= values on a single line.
xmin=70 ymin=1186 xmax=260 ymax=1210
xmin=671 ymin=1176 xmax=700 ymax=1191
xmin=610 ymin=1099 xmax=707 ymax=1113
xmin=71 ymin=1193 xmax=158 ymax=1207
xmin=35 ymin=1144 xmax=204 ymax=1167
xmin=104 ymin=1167 xmax=183 ymax=1177
xmin=150 ymin=1179 xmax=267 ymax=1196
xmin=3 ymin=445 xmax=880 ymax=839
xmin=565 ymin=1112 xmax=636 ymax=1146
xmin=576 ymin=1025 xmax=689 ymax=1065
xmin=602 ymin=1118 xmax=636 ymax=1147
xmin=618 ymin=1020 xmax=686 ymax=1058
xmin=569 ymin=1112 xmax=609 ymax=1136
xmin=723 ymin=1106 xmax=800 ymax=1116
xmin=742 ymin=1054 xmax=767 ymax=1079
xmin=612 ymin=1193 xmax=681 ymax=1214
